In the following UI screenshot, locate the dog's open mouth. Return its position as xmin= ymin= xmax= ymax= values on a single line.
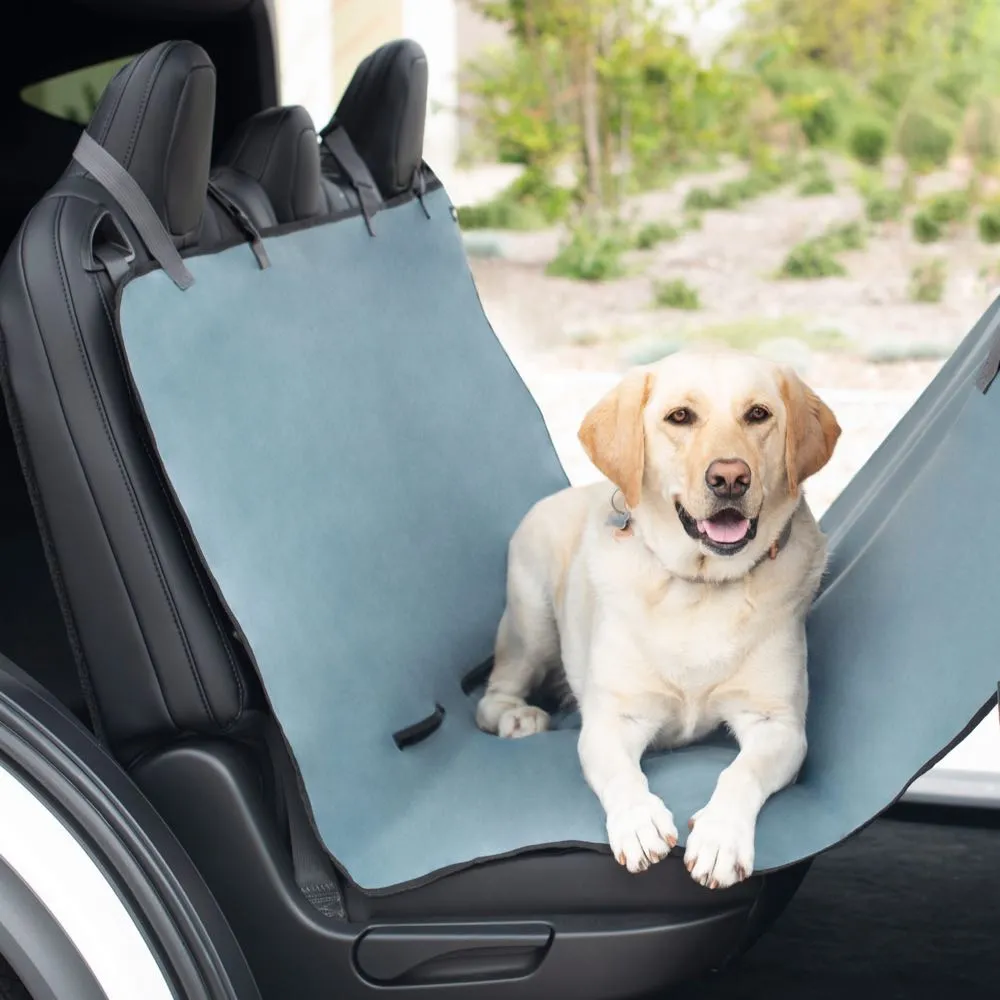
xmin=675 ymin=503 xmax=758 ymax=555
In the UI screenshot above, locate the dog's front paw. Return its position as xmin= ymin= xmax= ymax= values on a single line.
xmin=606 ymin=793 xmax=678 ymax=873
xmin=497 ymin=705 xmax=550 ymax=739
xmin=684 ymin=805 xmax=754 ymax=889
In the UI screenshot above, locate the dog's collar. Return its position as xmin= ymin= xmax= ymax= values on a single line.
xmin=607 ymin=489 xmax=797 ymax=582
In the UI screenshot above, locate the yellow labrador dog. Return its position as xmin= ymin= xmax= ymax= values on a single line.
xmin=477 ymin=348 xmax=840 ymax=889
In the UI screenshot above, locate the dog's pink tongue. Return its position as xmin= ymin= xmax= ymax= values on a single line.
xmin=697 ymin=516 xmax=750 ymax=544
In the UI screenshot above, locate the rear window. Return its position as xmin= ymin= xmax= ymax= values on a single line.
xmin=21 ymin=56 xmax=134 ymax=124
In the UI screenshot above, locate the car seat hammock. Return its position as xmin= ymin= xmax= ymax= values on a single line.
xmin=76 ymin=127 xmax=1000 ymax=894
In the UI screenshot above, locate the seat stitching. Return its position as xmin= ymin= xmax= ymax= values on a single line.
xmin=22 ymin=201 xmax=180 ymax=732
xmin=50 ymin=199 xmax=216 ymax=727
xmin=98 ymin=280 xmax=246 ymax=726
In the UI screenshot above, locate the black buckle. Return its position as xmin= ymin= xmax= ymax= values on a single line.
xmin=207 ymin=182 xmax=270 ymax=270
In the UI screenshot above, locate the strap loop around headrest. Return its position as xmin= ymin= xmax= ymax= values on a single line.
xmin=72 ymin=131 xmax=194 ymax=290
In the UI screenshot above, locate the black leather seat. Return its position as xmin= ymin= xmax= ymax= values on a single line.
xmin=0 ymin=39 xmax=805 ymax=1000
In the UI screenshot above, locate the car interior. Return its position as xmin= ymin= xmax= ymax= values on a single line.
xmin=0 ymin=4 xmax=996 ymax=1000
xmin=0 ymin=4 xmax=811 ymax=998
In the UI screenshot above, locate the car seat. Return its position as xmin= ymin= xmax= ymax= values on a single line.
xmin=2 ymin=38 xmax=995 ymax=1000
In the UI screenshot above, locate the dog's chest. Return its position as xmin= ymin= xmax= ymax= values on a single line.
xmin=628 ymin=574 xmax=763 ymax=685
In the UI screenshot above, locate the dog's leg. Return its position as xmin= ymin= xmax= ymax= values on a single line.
xmin=476 ymin=563 xmax=558 ymax=739
xmin=578 ymin=694 xmax=678 ymax=873
xmin=685 ymin=703 xmax=806 ymax=890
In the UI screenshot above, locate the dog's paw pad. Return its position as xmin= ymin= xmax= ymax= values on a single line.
xmin=497 ymin=705 xmax=550 ymax=739
xmin=684 ymin=806 xmax=754 ymax=890
xmin=606 ymin=794 xmax=678 ymax=874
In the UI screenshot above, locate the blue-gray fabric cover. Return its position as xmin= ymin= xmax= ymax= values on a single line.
xmin=116 ymin=186 xmax=999 ymax=892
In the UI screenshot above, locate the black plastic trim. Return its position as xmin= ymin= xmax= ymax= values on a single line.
xmin=0 ymin=655 xmax=260 ymax=1000
xmin=0 ymin=855 xmax=108 ymax=1000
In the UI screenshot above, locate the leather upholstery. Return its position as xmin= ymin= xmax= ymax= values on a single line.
xmin=322 ymin=39 xmax=428 ymax=199
xmin=0 ymin=37 xmax=430 ymax=758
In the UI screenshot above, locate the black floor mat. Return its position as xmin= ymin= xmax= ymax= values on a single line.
xmin=676 ymin=805 xmax=1000 ymax=1000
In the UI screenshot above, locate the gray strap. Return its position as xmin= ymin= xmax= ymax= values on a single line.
xmin=262 ymin=719 xmax=345 ymax=918
xmin=321 ymin=125 xmax=381 ymax=233
xmin=72 ymin=131 xmax=194 ymax=290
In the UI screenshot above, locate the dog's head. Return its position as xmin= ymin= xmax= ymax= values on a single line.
xmin=578 ymin=348 xmax=840 ymax=561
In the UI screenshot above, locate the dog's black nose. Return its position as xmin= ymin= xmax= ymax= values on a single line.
xmin=705 ymin=459 xmax=751 ymax=499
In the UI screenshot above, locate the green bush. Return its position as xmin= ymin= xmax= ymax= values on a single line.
xmin=909 ymin=259 xmax=947 ymax=303
xmin=683 ymin=186 xmax=718 ymax=210
xmin=897 ymin=108 xmax=955 ymax=172
xmin=635 ymin=221 xmax=679 ymax=249
xmin=870 ymin=70 xmax=915 ymax=112
xmin=911 ymin=210 xmax=943 ymax=244
xmin=977 ymin=204 xmax=1000 ymax=244
xmin=779 ymin=240 xmax=847 ymax=279
xmin=925 ymin=190 xmax=970 ymax=226
xmin=652 ymin=278 xmax=701 ymax=310
xmin=796 ymin=94 xmax=839 ymax=146
xmin=819 ymin=221 xmax=866 ymax=252
xmin=455 ymin=169 xmax=572 ymax=231
xmin=456 ymin=199 xmax=546 ymax=230
xmin=865 ymin=187 xmax=904 ymax=223
xmin=849 ymin=120 xmax=889 ymax=166
xmin=935 ymin=70 xmax=980 ymax=111
xmin=546 ymin=222 xmax=627 ymax=281
xmin=506 ymin=168 xmax=573 ymax=223
xmin=798 ymin=171 xmax=835 ymax=196
xmin=683 ymin=212 xmax=703 ymax=231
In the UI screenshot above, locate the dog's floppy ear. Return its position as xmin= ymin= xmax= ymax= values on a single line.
xmin=578 ymin=369 xmax=654 ymax=508
xmin=779 ymin=368 xmax=841 ymax=495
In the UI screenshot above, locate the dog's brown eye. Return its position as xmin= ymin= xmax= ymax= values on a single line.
xmin=666 ymin=408 xmax=694 ymax=426
xmin=745 ymin=405 xmax=771 ymax=423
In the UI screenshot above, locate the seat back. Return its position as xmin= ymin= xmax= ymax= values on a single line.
xmin=0 ymin=41 xmax=362 ymax=755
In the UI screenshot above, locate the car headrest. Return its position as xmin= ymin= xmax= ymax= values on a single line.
xmin=324 ymin=38 xmax=428 ymax=198
xmin=80 ymin=40 xmax=215 ymax=245
xmin=215 ymin=106 xmax=325 ymax=225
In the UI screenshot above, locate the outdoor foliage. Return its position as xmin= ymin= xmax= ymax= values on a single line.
xmin=546 ymin=217 xmax=629 ymax=280
xmin=778 ymin=220 xmax=865 ymax=279
xmin=652 ymin=278 xmax=700 ymax=310
xmin=849 ymin=120 xmax=889 ymax=166
xmin=909 ymin=258 xmax=948 ymax=302
xmin=864 ymin=186 xmax=904 ymax=223
xmin=911 ymin=210 xmax=942 ymax=243
xmin=978 ymin=204 xmax=1000 ymax=243
xmin=635 ymin=220 xmax=679 ymax=249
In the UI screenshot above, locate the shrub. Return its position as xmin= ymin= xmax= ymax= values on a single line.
xmin=684 ymin=186 xmax=719 ymax=210
xmin=849 ymin=120 xmax=889 ymax=166
xmin=819 ymin=221 xmax=866 ymax=252
xmin=546 ymin=221 xmax=627 ymax=281
xmin=652 ymin=278 xmax=700 ymax=310
xmin=635 ymin=221 xmax=679 ymax=249
xmin=456 ymin=198 xmax=547 ymax=230
xmin=925 ymin=190 xmax=970 ymax=226
xmin=779 ymin=240 xmax=846 ymax=279
xmin=977 ymin=203 xmax=1000 ymax=244
xmin=870 ymin=70 xmax=914 ymax=112
xmin=455 ymin=170 xmax=572 ymax=231
xmin=865 ymin=187 xmax=904 ymax=223
xmin=911 ymin=210 xmax=942 ymax=244
xmin=788 ymin=93 xmax=839 ymax=147
xmin=683 ymin=212 xmax=703 ymax=231
xmin=798 ymin=171 xmax=835 ymax=196
xmin=506 ymin=168 xmax=573 ymax=224
xmin=897 ymin=108 xmax=955 ymax=172
xmin=909 ymin=259 xmax=947 ymax=303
